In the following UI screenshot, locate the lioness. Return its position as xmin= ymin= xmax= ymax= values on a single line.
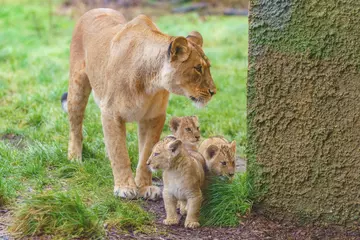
xmin=147 ymin=136 xmax=205 ymax=228
xmin=61 ymin=8 xmax=216 ymax=200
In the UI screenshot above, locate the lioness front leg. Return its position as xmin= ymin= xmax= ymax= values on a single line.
xmin=136 ymin=114 xmax=165 ymax=200
xmin=184 ymin=193 xmax=202 ymax=229
xmin=101 ymin=113 xmax=138 ymax=199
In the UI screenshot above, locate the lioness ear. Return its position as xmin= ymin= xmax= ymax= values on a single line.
xmin=230 ymin=140 xmax=236 ymax=154
xmin=206 ymin=145 xmax=219 ymax=159
xmin=168 ymin=140 xmax=182 ymax=156
xmin=186 ymin=31 xmax=203 ymax=47
xmin=169 ymin=117 xmax=181 ymax=133
xmin=169 ymin=37 xmax=190 ymax=62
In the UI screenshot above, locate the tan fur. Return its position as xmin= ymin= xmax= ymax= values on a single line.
xmin=198 ymin=136 xmax=236 ymax=177
xmin=169 ymin=116 xmax=201 ymax=144
xmin=147 ymin=136 xmax=205 ymax=228
xmin=65 ymin=9 xmax=216 ymax=200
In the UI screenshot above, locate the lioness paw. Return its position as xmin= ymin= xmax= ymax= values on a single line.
xmin=139 ymin=185 xmax=162 ymax=201
xmin=163 ymin=218 xmax=179 ymax=225
xmin=185 ymin=221 xmax=200 ymax=229
xmin=114 ymin=186 xmax=138 ymax=199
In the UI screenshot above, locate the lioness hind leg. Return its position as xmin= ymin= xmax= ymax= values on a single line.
xmin=136 ymin=114 xmax=165 ymax=200
xmin=101 ymin=114 xmax=138 ymax=199
xmin=67 ymin=69 xmax=91 ymax=161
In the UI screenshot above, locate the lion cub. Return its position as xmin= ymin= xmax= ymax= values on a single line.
xmin=169 ymin=116 xmax=201 ymax=147
xmin=198 ymin=136 xmax=236 ymax=177
xmin=147 ymin=136 xmax=205 ymax=228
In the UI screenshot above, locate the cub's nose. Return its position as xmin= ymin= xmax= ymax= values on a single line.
xmin=209 ymin=88 xmax=216 ymax=96
xmin=146 ymin=160 xmax=151 ymax=165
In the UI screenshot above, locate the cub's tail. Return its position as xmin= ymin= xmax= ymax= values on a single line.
xmin=61 ymin=92 xmax=68 ymax=113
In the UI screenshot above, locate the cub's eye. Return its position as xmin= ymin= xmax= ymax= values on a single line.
xmin=153 ymin=152 xmax=160 ymax=157
xmin=185 ymin=128 xmax=192 ymax=132
xmin=194 ymin=65 xmax=202 ymax=73
xmin=221 ymin=162 xmax=227 ymax=166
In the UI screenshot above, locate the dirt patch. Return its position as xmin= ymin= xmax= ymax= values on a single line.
xmin=59 ymin=0 xmax=248 ymax=20
xmin=107 ymin=200 xmax=360 ymax=239
xmin=236 ymin=157 xmax=246 ymax=173
xmin=1 ymin=133 xmax=27 ymax=149
xmin=0 ymin=208 xmax=16 ymax=240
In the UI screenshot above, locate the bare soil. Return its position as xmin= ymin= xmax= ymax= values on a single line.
xmin=107 ymin=199 xmax=360 ymax=240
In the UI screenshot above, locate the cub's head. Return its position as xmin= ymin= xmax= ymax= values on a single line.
xmin=204 ymin=141 xmax=236 ymax=177
xmin=169 ymin=116 xmax=200 ymax=144
xmin=163 ymin=31 xmax=217 ymax=108
xmin=146 ymin=136 xmax=183 ymax=172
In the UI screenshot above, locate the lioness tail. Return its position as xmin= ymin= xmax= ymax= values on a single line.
xmin=61 ymin=92 xmax=68 ymax=113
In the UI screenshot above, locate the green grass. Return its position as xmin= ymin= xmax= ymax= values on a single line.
xmin=200 ymin=173 xmax=253 ymax=226
xmin=0 ymin=0 xmax=249 ymax=237
xmin=12 ymin=191 xmax=103 ymax=238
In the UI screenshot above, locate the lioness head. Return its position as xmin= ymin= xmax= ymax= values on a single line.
xmin=147 ymin=136 xmax=183 ymax=172
xmin=169 ymin=116 xmax=201 ymax=144
xmin=162 ymin=31 xmax=216 ymax=108
xmin=205 ymin=141 xmax=236 ymax=177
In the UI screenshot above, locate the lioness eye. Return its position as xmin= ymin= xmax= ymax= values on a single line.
xmin=194 ymin=65 xmax=202 ymax=73
xmin=185 ymin=128 xmax=192 ymax=132
xmin=221 ymin=162 xmax=227 ymax=166
xmin=153 ymin=152 xmax=160 ymax=157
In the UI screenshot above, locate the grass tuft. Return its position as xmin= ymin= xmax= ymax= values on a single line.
xmin=0 ymin=177 xmax=11 ymax=206
xmin=200 ymin=173 xmax=253 ymax=226
xmin=93 ymin=198 xmax=154 ymax=233
xmin=12 ymin=191 xmax=104 ymax=238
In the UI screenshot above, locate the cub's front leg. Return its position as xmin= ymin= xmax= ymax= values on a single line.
xmin=184 ymin=192 xmax=202 ymax=228
xmin=101 ymin=113 xmax=138 ymax=199
xmin=136 ymin=114 xmax=165 ymax=200
xmin=163 ymin=190 xmax=179 ymax=225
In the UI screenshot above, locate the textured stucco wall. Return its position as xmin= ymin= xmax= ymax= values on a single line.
xmin=248 ymin=0 xmax=360 ymax=224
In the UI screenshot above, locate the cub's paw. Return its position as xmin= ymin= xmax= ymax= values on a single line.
xmin=185 ymin=221 xmax=200 ymax=229
xmin=139 ymin=185 xmax=161 ymax=201
xmin=163 ymin=218 xmax=179 ymax=226
xmin=114 ymin=186 xmax=138 ymax=199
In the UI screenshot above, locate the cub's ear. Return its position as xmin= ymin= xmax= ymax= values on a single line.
xmin=230 ymin=140 xmax=236 ymax=154
xmin=191 ymin=115 xmax=199 ymax=123
xmin=206 ymin=145 xmax=219 ymax=159
xmin=168 ymin=139 xmax=182 ymax=156
xmin=186 ymin=31 xmax=203 ymax=47
xmin=169 ymin=37 xmax=190 ymax=62
xmin=169 ymin=117 xmax=181 ymax=133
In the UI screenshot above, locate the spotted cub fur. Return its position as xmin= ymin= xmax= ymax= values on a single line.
xmin=198 ymin=136 xmax=236 ymax=177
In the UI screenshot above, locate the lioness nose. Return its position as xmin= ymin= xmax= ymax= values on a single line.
xmin=209 ymin=89 xmax=216 ymax=96
xmin=195 ymin=136 xmax=200 ymax=140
